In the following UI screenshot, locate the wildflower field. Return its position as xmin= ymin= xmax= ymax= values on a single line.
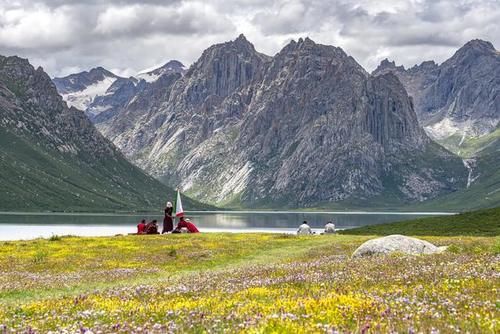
xmin=0 ymin=233 xmax=498 ymax=333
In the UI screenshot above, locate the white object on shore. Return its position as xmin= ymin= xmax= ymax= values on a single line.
xmin=352 ymin=234 xmax=447 ymax=257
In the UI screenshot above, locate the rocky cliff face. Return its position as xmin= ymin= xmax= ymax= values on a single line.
xmin=0 ymin=55 xmax=201 ymax=211
xmin=373 ymin=39 xmax=500 ymax=153
xmin=92 ymin=36 xmax=465 ymax=207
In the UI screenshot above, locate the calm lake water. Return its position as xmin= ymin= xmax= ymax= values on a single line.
xmin=0 ymin=211 xmax=455 ymax=241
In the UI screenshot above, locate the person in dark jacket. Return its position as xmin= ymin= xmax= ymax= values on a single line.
xmin=145 ymin=220 xmax=159 ymax=234
xmin=137 ymin=219 xmax=146 ymax=234
xmin=162 ymin=202 xmax=174 ymax=234
xmin=173 ymin=217 xmax=200 ymax=233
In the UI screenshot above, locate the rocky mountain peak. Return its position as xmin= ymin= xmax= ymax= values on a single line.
xmin=448 ymin=39 xmax=498 ymax=64
xmin=0 ymin=54 xmax=115 ymax=158
xmin=88 ymin=66 xmax=117 ymax=78
xmin=161 ymin=60 xmax=185 ymax=72
xmin=136 ymin=60 xmax=186 ymax=82
xmin=180 ymin=35 xmax=269 ymax=103
xmin=279 ymin=37 xmax=349 ymax=60
xmin=203 ymin=33 xmax=260 ymax=58
xmin=58 ymin=66 xmax=117 ymax=85
xmin=373 ymin=58 xmax=405 ymax=76
xmin=234 ymin=33 xmax=251 ymax=46
xmin=461 ymin=39 xmax=496 ymax=52
xmin=0 ymin=55 xmax=64 ymax=111
xmin=53 ymin=66 xmax=119 ymax=97
xmin=408 ymin=60 xmax=438 ymax=73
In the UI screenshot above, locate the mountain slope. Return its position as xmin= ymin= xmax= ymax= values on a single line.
xmin=0 ymin=55 xmax=204 ymax=212
xmin=95 ymin=35 xmax=467 ymax=208
xmin=410 ymin=138 xmax=500 ymax=211
xmin=373 ymin=39 xmax=500 ymax=156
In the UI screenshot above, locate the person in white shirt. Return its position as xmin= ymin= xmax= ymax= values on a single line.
xmin=324 ymin=221 xmax=336 ymax=234
xmin=297 ymin=221 xmax=313 ymax=235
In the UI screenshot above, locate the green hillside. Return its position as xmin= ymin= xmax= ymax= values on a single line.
xmin=341 ymin=206 xmax=500 ymax=236
xmin=438 ymin=127 xmax=500 ymax=158
xmin=410 ymin=139 xmax=500 ymax=211
xmin=0 ymin=127 xmax=205 ymax=212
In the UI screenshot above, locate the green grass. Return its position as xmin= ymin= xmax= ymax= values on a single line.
xmin=438 ymin=126 xmax=500 ymax=158
xmin=0 ymin=233 xmax=498 ymax=332
xmin=341 ymin=206 xmax=500 ymax=236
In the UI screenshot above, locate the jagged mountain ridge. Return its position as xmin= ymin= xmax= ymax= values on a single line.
xmin=91 ymin=35 xmax=466 ymax=208
xmin=373 ymin=39 xmax=500 ymax=155
xmin=136 ymin=60 xmax=186 ymax=82
xmin=0 ymin=55 xmax=204 ymax=211
xmin=53 ymin=61 xmax=186 ymax=123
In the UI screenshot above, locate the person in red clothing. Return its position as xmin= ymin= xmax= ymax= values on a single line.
xmin=173 ymin=216 xmax=200 ymax=233
xmin=137 ymin=219 xmax=146 ymax=234
xmin=145 ymin=220 xmax=159 ymax=234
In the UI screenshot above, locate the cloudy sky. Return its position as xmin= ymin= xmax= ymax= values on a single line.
xmin=0 ymin=0 xmax=499 ymax=78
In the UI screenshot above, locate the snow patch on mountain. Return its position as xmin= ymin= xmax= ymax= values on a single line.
xmin=424 ymin=118 xmax=462 ymax=140
xmin=135 ymin=72 xmax=162 ymax=83
xmin=425 ymin=117 xmax=499 ymax=141
xmin=135 ymin=61 xmax=186 ymax=83
xmin=61 ymin=76 xmax=117 ymax=111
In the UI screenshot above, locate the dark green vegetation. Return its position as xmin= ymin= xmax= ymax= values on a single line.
xmin=0 ymin=127 xmax=206 ymax=212
xmin=341 ymin=206 xmax=500 ymax=236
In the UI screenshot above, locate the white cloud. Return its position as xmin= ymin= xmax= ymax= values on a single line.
xmin=0 ymin=4 xmax=78 ymax=50
xmin=0 ymin=0 xmax=498 ymax=77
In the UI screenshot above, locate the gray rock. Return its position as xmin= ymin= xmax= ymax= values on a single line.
xmin=352 ymin=235 xmax=447 ymax=257
xmin=373 ymin=39 xmax=500 ymax=143
xmin=57 ymin=35 xmax=468 ymax=208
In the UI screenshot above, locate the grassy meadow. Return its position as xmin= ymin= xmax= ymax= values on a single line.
xmin=341 ymin=206 xmax=500 ymax=237
xmin=0 ymin=231 xmax=498 ymax=333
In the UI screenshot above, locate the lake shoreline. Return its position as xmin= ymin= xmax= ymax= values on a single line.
xmin=0 ymin=210 xmax=457 ymax=216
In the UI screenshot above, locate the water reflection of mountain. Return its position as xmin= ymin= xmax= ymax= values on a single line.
xmin=0 ymin=212 xmax=441 ymax=229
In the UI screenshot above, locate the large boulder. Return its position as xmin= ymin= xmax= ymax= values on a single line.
xmin=352 ymin=235 xmax=446 ymax=257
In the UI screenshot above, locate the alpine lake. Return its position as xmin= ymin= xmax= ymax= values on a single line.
xmin=0 ymin=210 xmax=455 ymax=240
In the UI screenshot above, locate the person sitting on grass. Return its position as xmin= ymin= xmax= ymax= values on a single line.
xmin=297 ymin=221 xmax=313 ymax=235
xmin=137 ymin=219 xmax=146 ymax=234
xmin=324 ymin=221 xmax=336 ymax=234
xmin=172 ymin=216 xmax=200 ymax=233
xmin=145 ymin=220 xmax=159 ymax=234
